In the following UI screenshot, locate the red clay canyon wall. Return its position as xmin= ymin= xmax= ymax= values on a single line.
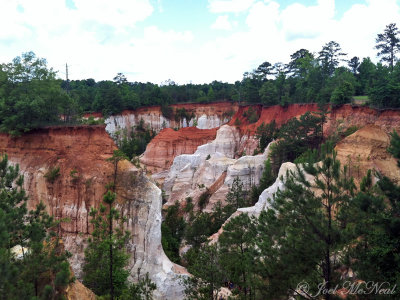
xmin=140 ymin=127 xmax=218 ymax=173
xmin=141 ymin=103 xmax=400 ymax=174
xmin=105 ymin=101 xmax=239 ymax=135
xmin=229 ymin=103 xmax=400 ymax=134
xmin=0 ymin=126 xmax=185 ymax=299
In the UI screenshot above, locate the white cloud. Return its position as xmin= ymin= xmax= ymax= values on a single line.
xmin=280 ymin=0 xmax=335 ymax=41
xmin=1 ymin=0 xmax=400 ymax=84
xmin=208 ymin=0 xmax=256 ymax=13
xmin=211 ymin=15 xmax=232 ymax=30
xmin=74 ymin=0 xmax=153 ymax=28
xmin=189 ymin=0 xmax=400 ymax=83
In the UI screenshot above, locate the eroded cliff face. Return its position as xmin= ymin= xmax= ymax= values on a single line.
xmin=209 ymin=123 xmax=400 ymax=243
xmin=5 ymin=103 xmax=400 ymax=299
xmin=141 ymin=103 xmax=400 ymax=177
xmin=229 ymin=103 xmax=400 ymax=134
xmin=140 ymin=127 xmax=218 ymax=173
xmin=163 ymin=125 xmax=269 ymax=211
xmin=105 ymin=102 xmax=238 ymax=136
xmin=0 ymin=126 xmax=185 ymax=299
xmin=335 ymin=124 xmax=400 ymax=183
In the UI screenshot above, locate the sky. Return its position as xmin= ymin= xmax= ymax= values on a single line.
xmin=0 ymin=0 xmax=399 ymax=84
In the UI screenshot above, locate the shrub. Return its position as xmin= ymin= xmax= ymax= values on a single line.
xmin=45 ymin=166 xmax=60 ymax=184
xmin=234 ymin=118 xmax=241 ymax=127
xmin=82 ymin=116 xmax=105 ymax=125
xmin=222 ymin=109 xmax=235 ymax=119
xmin=184 ymin=197 xmax=194 ymax=213
xmin=343 ymin=125 xmax=359 ymax=137
xmin=70 ymin=169 xmax=79 ymax=183
xmin=198 ymin=190 xmax=211 ymax=210
xmin=161 ymin=104 xmax=173 ymax=119
xmin=243 ymin=107 xmax=259 ymax=124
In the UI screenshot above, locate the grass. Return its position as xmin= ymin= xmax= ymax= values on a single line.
xmin=352 ymin=95 xmax=369 ymax=105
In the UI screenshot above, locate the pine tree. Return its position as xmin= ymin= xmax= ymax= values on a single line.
xmin=256 ymin=149 xmax=356 ymax=299
xmin=225 ymin=177 xmax=248 ymax=216
xmin=219 ymin=213 xmax=257 ymax=299
xmin=344 ymin=132 xmax=400 ymax=297
xmin=376 ymin=23 xmax=400 ymax=71
xmin=0 ymin=154 xmax=72 ymax=299
xmin=250 ymin=158 xmax=275 ymax=205
xmin=84 ymin=150 xmax=130 ymax=299
xmin=120 ymin=273 xmax=156 ymax=300
xmin=183 ymin=244 xmax=224 ymax=300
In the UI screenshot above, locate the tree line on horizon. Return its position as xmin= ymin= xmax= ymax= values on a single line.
xmin=1 ymin=23 xmax=400 ymax=135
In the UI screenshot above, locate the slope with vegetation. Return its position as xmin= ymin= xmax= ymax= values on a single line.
xmin=1 ymin=23 xmax=400 ymax=138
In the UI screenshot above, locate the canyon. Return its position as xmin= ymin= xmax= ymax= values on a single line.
xmin=104 ymin=101 xmax=238 ymax=136
xmin=3 ymin=102 xmax=400 ymax=299
xmin=0 ymin=126 xmax=185 ymax=299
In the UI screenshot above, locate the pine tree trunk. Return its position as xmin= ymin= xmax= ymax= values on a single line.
xmin=109 ymin=202 xmax=114 ymax=300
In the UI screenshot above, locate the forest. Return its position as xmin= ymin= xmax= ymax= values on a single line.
xmin=0 ymin=24 xmax=400 ymax=136
xmin=0 ymin=22 xmax=400 ymax=300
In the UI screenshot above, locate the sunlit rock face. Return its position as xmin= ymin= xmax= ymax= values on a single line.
xmin=163 ymin=125 xmax=270 ymax=211
xmin=210 ymin=123 xmax=400 ymax=244
xmin=208 ymin=161 xmax=299 ymax=244
xmin=140 ymin=127 xmax=218 ymax=173
xmin=335 ymin=124 xmax=400 ymax=184
xmin=105 ymin=102 xmax=238 ymax=137
xmin=0 ymin=126 xmax=186 ymax=299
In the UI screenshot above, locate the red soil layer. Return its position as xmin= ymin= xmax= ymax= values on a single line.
xmin=140 ymin=127 xmax=218 ymax=172
xmin=0 ymin=126 xmax=117 ymax=233
xmin=229 ymin=104 xmax=400 ymax=134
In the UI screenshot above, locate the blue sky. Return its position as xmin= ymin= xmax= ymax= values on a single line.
xmin=0 ymin=0 xmax=399 ymax=83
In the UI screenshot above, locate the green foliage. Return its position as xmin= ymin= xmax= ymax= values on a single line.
xmin=84 ymin=153 xmax=130 ymax=299
xmin=255 ymin=120 xmax=278 ymax=152
xmin=3 ymin=34 xmax=400 ymax=121
xmin=44 ymin=166 xmax=60 ymax=184
xmin=219 ymin=213 xmax=258 ymax=298
xmin=318 ymin=41 xmax=347 ymax=77
xmin=376 ymin=23 xmax=400 ymax=71
xmin=225 ymin=177 xmax=249 ymax=212
xmin=388 ymin=130 xmax=400 ymax=167
xmin=344 ymin=168 xmax=400 ymax=298
xmin=160 ymin=104 xmax=173 ymax=119
xmin=119 ymin=273 xmax=156 ymax=300
xmin=250 ymin=159 xmax=276 ymax=205
xmin=184 ymin=212 xmax=213 ymax=249
xmin=114 ymin=123 xmax=155 ymax=160
xmin=180 ymin=133 xmax=400 ymax=300
xmin=0 ymin=52 xmax=78 ymax=136
xmin=259 ymin=81 xmax=278 ymax=105
xmin=206 ymin=154 xmax=211 ymax=160
xmin=222 ymin=108 xmax=235 ymax=119
xmin=83 ymin=191 xmax=130 ymax=298
xmin=330 ymin=80 xmax=355 ymax=105
xmin=161 ymin=202 xmax=186 ymax=263
xmin=81 ymin=116 xmax=105 ymax=125
xmin=269 ymin=110 xmax=326 ymax=171
xmin=242 ymin=106 xmax=259 ymax=123
xmin=255 ymin=149 xmax=356 ymax=298
xmin=198 ymin=189 xmax=211 ymax=210
xmin=174 ymin=108 xmax=194 ymax=123
xmin=0 ymin=154 xmax=72 ymax=299
xmin=184 ymin=197 xmax=194 ymax=213
xmin=343 ymin=125 xmax=359 ymax=137
xmin=369 ymin=62 xmax=400 ymax=108
xmin=183 ymin=244 xmax=224 ymax=300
